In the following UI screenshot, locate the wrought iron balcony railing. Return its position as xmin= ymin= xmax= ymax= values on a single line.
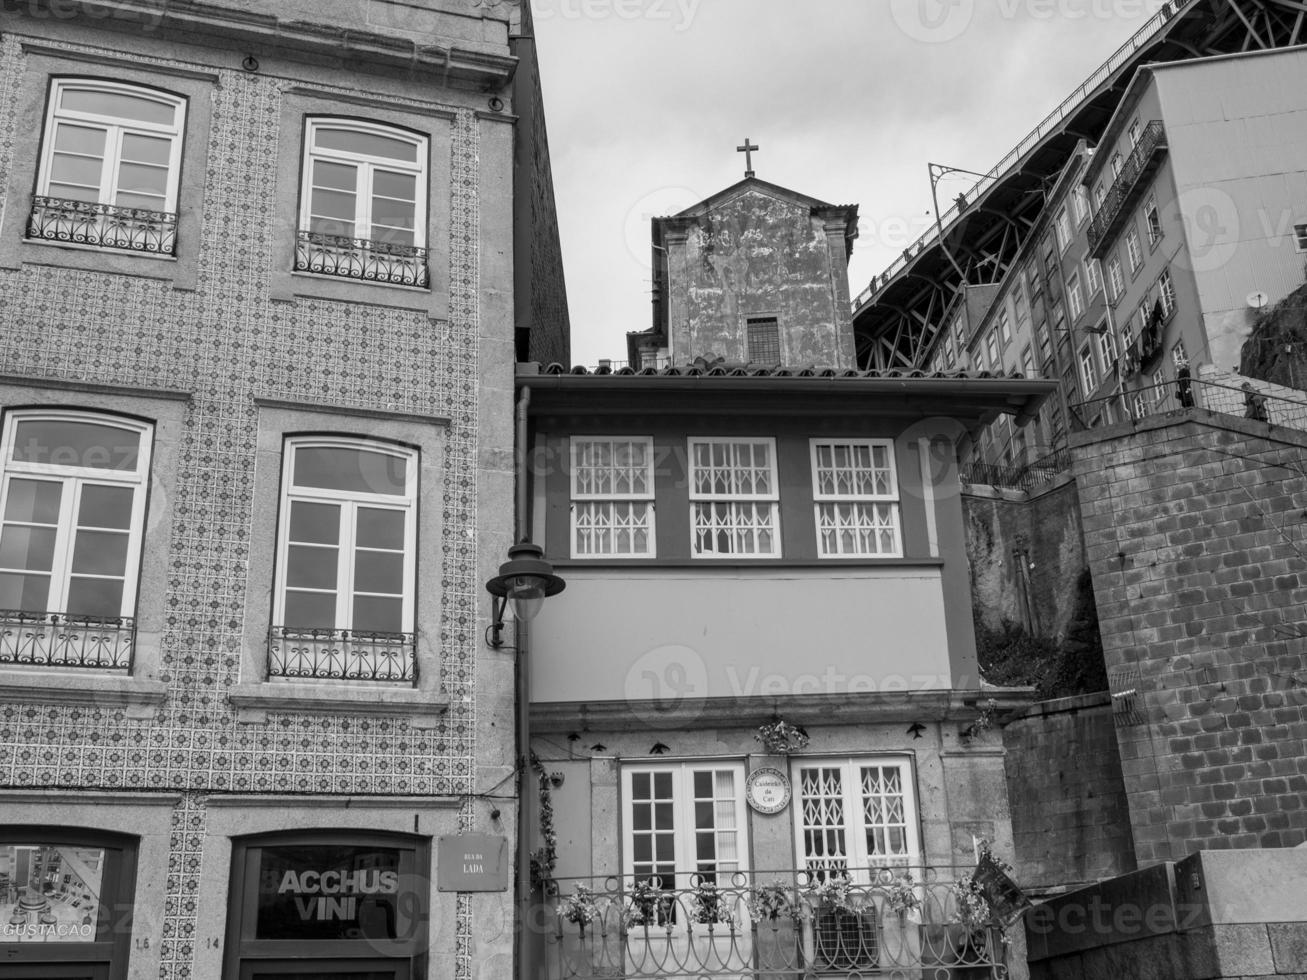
xmin=27 ymin=196 xmax=178 ymax=255
xmin=294 ymin=231 xmax=429 ymax=287
xmin=0 ymin=610 xmax=135 ymax=670
xmin=541 ymin=867 xmax=1009 ymax=979
xmin=1087 ymin=120 xmax=1169 ymax=259
xmin=267 ymin=626 xmax=416 ymax=683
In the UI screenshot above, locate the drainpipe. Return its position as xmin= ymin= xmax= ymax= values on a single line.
xmin=514 ymin=383 xmax=531 ymax=980
xmin=516 ymin=386 xmax=531 ymax=542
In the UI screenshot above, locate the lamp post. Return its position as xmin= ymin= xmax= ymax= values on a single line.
xmin=486 ymin=542 xmax=565 ymax=980
xmin=927 ymin=161 xmax=994 ymax=280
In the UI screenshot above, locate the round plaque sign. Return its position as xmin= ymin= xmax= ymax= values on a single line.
xmin=746 ymin=767 xmax=791 ymax=814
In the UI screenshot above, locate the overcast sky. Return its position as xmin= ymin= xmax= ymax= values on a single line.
xmin=532 ymin=0 xmax=1169 ymax=366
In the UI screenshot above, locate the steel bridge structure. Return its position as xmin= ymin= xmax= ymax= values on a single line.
xmin=852 ymin=0 xmax=1307 ymax=371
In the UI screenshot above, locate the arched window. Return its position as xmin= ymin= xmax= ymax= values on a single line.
xmin=269 ymin=438 xmax=418 ymax=682
xmin=30 ymin=79 xmax=186 ymax=254
xmin=295 ymin=118 xmax=429 ymax=287
xmin=0 ymin=410 xmax=153 ymax=669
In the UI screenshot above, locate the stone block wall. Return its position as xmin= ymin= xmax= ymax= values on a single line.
xmin=1070 ymin=410 xmax=1307 ymax=865
xmin=1003 ymin=693 xmax=1136 ymax=893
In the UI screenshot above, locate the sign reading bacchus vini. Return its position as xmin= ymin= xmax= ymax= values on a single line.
xmin=256 ymin=845 xmax=403 ymax=941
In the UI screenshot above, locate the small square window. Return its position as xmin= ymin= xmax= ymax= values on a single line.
xmin=30 ymin=79 xmax=186 ymax=256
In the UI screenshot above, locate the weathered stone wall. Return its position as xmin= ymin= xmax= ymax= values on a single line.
xmin=1003 ymin=694 xmax=1136 ymax=894
xmin=671 ymin=188 xmax=852 ymax=366
xmin=1071 ymin=411 xmax=1307 ymax=865
xmin=963 ymin=476 xmax=1085 ymax=640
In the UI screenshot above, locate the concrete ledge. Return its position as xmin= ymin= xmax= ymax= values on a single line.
xmin=228 ymin=683 xmax=450 ymax=729
xmin=1009 ymin=690 xmax=1111 ymax=721
xmin=0 ymin=670 xmax=167 ymax=720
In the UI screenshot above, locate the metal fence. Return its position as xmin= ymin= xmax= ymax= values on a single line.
xmin=540 ymin=867 xmax=1009 ymax=979
xmin=1069 ymin=377 xmax=1307 ymax=433
xmin=962 ymin=447 xmax=1072 ymax=492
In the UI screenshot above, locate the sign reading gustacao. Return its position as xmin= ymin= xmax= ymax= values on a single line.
xmin=745 ymin=767 xmax=791 ymax=814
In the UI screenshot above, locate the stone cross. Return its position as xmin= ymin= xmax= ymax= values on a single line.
xmin=737 ymin=139 xmax=759 ymax=178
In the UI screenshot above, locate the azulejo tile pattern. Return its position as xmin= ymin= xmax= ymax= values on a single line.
xmin=0 ymin=32 xmax=500 ymax=980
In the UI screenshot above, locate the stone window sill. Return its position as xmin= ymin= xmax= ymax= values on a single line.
xmin=228 ymin=682 xmax=450 ymax=729
xmin=0 ymin=669 xmax=166 ymax=720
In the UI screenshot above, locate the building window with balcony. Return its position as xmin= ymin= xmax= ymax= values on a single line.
xmin=1158 ymin=268 xmax=1176 ymax=318
xmin=570 ymin=437 xmax=655 ymax=558
xmin=29 ymin=79 xmax=185 ymax=256
xmin=1110 ymin=151 xmax=1123 ymax=177
xmin=1067 ymin=271 xmax=1084 ymax=321
xmin=296 ymin=118 xmax=429 ymax=288
xmin=1125 ymin=226 xmax=1143 ymax=273
xmin=1107 ymin=255 xmax=1124 ymax=300
xmin=270 ymin=438 xmax=418 ymax=682
xmin=811 ymin=440 xmax=900 ymax=558
xmin=1093 ymin=181 xmax=1106 ymax=210
xmin=0 ymin=411 xmax=152 ymax=670
xmin=1145 ymin=198 xmax=1162 ymax=247
xmin=1127 ymin=118 xmax=1140 ymax=146
xmin=1078 ymin=345 xmax=1098 ymax=397
xmin=689 ymin=438 xmax=779 ymax=557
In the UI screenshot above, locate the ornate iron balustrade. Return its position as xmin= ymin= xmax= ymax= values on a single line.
xmin=0 ymin=611 xmax=135 ymax=670
xmin=267 ymin=626 xmax=416 ymax=682
xmin=294 ymin=231 xmax=429 ymax=287
xmin=27 ymin=196 xmax=177 ymax=255
xmin=1087 ymin=120 xmax=1169 ymax=259
xmin=542 ymin=868 xmax=1009 ymax=979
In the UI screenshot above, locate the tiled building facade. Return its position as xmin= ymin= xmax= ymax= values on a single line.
xmin=0 ymin=2 xmax=565 ymax=978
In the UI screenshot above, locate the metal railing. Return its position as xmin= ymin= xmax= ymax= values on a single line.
xmin=963 ymin=447 xmax=1072 ymax=492
xmin=294 ymin=231 xmax=429 ymax=287
xmin=0 ymin=611 xmax=135 ymax=670
xmin=1069 ymin=376 xmax=1307 ymax=432
xmin=27 ymin=196 xmax=177 ymax=255
xmin=267 ymin=626 xmax=416 ymax=682
xmin=1086 ymin=120 xmax=1169 ymax=258
xmin=541 ymin=867 xmax=1008 ymax=979
xmin=853 ymin=0 xmax=1185 ymax=309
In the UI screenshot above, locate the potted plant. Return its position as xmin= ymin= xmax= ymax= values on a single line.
xmin=561 ymin=885 xmax=603 ymax=934
xmin=621 ymin=878 xmax=669 ymax=930
xmin=746 ymin=881 xmax=796 ymax=923
xmin=689 ymin=880 xmax=733 ymax=928
xmin=754 ymin=717 xmax=810 ymax=755
xmin=884 ymin=871 xmax=921 ymax=922
xmin=879 ymin=871 xmax=924 ymax=969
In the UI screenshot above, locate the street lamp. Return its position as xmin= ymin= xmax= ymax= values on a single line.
xmin=485 ymin=542 xmax=564 ymax=980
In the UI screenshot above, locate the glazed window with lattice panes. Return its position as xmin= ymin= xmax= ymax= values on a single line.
xmin=792 ymin=759 xmax=920 ymax=883
xmin=688 ymin=438 xmax=779 ymax=558
xmin=810 ymin=440 xmax=901 ymax=558
xmin=570 ymin=437 xmax=655 ymax=558
xmin=621 ymin=763 xmax=748 ymax=925
xmin=745 ymin=316 xmax=781 ymax=365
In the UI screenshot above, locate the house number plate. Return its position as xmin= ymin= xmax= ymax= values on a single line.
xmin=746 ymin=767 xmax=791 ymax=814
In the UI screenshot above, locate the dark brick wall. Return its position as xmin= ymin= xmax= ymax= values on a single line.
xmin=1004 ymin=693 xmax=1136 ymax=893
xmin=1071 ymin=410 xmax=1307 ymax=865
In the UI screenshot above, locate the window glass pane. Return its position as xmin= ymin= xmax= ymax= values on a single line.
xmin=289 ymin=501 xmax=340 ymax=545
xmin=116 ymin=162 xmax=168 ymax=197
xmin=61 ymin=88 xmax=177 ymax=126
xmin=286 ymin=544 xmax=338 ymax=590
xmin=77 ymin=485 xmax=135 ymax=530
xmin=3 ymin=479 xmax=62 ymax=524
xmin=308 ymin=215 xmax=355 ymax=239
xmin=354 ymin=550 xmax=403 ymax=594
xmin=53 ymin=122 xmax=107 ymax=157
xmin=49 ymin=151 xmax=104 ymax=189
xmin=120 ymin=132 xmax=172 ymax=166
xmin=283 ymin=590 xmax=336 ymax=628
xmin=12 ymin=419 xmax=141 ymax=471
xmin=65 ymin=576 xmax=123 ymax=617
xmin=313 ymin=159 xmax=358 ymax=192
xmin=46 ymin=182 xmax=100 ymax=203
xmin=70 ymin=529 xmax=129 ymax=576
xmin=370 ymin=225 xmax=415 ymax=247
xmin=292 ymin=446 xmax=408 ymax=496
xmin=0 ymin=526 xmax=58 ymax=572
xmin=314 ymin=127 xmax=418 ymax=162
xmin=114 ymin=191 xmax=166 ymax=211
xmin=0 ymin=571 xmax=51 ymax=610
xmin=356 ymin=508 xmax=404 ymax=550
xmin=371 ymin=196 xmax=416 ymax=230
xmin=373 ymin=170 xmax=416 ymax=201
xmin=0 ymin=843 xmax=107 ymax=941
xmin=310 ymin=188 xmax=358 ymax=223
xmin=352 ymin=594 xmax=402 ymax=633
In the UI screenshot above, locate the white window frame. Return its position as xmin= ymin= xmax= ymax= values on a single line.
xmin=1171 ymin=340 xmax=1188 ymax=370
xmin=1094 ymin=181 xmax=1106 ymax=209
xmin=985 ymin=331 xmax=999 ymax=368
xmin=272 ymin=437 xmax=419 ymax=635
xmin=791 ymin=757 xmax=921 ymax=881
xmin=1127 ymin=118 xmax=1141 ymax=147
xmin=621 ymin=761 xmax=749 ymax=900
xmin=1293 ymin=223 xmax=1307 ymax=252
xmin=0 ymin=410 xmax=153 ymax=620
xmin=1126 ymin=226 xmax=1143 ymax=272
xmin=570 ymin=436 xmax=656 ymax=559
xmin=688 ymin=437 xmax=780 ymax=558
xmin=1111 ymin=152 xmax=1123 ymax=178
xmin=1067 ymin=271 xmax=1084 ymax=320
xmin=810 ymin=439 xmax=902 ymax=559
xmin=1097 ymin=329 xmax=1115 ymax=375
xmin=1021 ymin=345 xmax=1036 ymax=378
xmin=1054 ymin=205 xmax=1071 ymax=253
xmin=1079 ymin=345 xmax=1098 ymax=397
xmin=1152 ymin=369 xmax=1167 ymax=402
xmin=36 ymin=78 xmax=186 ymax=215
xmin=1145 ymin=198 xmax=1162 ymax=247
xmin=1107 ymin=256 xmax=1125 ymax=300
xmin=299 ymin=117 xmax=428 ymax=249
xmin=1073 ymin=185 xmax=1090 ymax=225
xmin=1158 ymin=268 xmax=1176 ymax=319
xmin=997 ymin=309 xmax=1012 ymax=346
xmin=1085 ymin=257 xmax=1102 ymax=296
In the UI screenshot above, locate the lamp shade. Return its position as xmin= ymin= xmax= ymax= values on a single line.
xmin=486 ymin=543 xmax=565 ymax=623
